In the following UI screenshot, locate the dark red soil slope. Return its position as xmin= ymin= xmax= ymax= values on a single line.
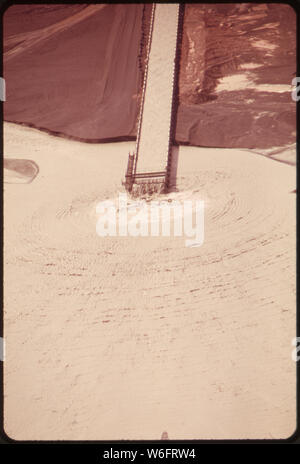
xmin=3 ymin=3 xmax=296 ymax=149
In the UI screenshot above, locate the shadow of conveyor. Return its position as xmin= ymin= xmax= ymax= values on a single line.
xmin=4 ymin=158 xmax=39 ymax=184
xmin=167 ymin=145 xmax=179 ymax=192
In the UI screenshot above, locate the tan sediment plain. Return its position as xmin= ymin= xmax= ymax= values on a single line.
xmin=4 ymin=122 xmax=296 ymax=440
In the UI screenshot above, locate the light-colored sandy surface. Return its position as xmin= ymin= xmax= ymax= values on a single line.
xmin=136 ymin=4 xmax=179 ymax=173
xmin=4 ymin=122 xmax=296 ymax=440
xmin=216 ymin=73 xmax=292 ymax=93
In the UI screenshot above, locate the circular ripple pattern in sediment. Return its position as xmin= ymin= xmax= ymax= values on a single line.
xmin=4 ymin=131 xmax=296 ymax=439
